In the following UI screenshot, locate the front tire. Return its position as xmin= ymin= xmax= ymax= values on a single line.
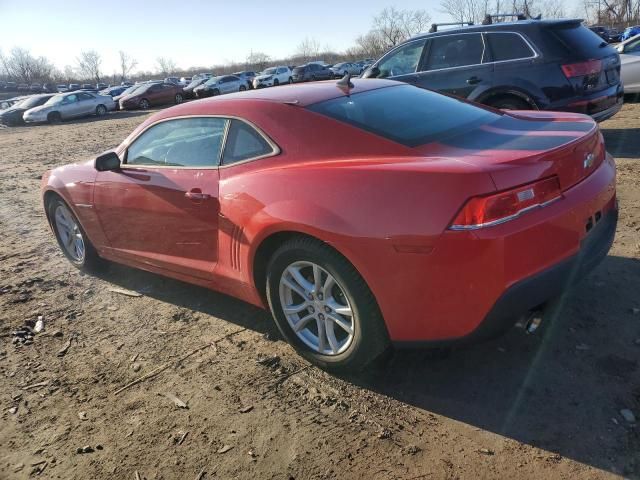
xmin=239 ymin=85 xmax=246 ymax=91
xmin=139 ymin=98 xmax=150 ymax=110
xmin=273 ymin=78 xmax=280 ymax=87
xmin=47 ymin=112 xmax=62 ymax=124
xmin=175 ymin=93 xmax=183 ymax=104
xmin=266 ymin=237 xmax=389 ymax=371
xmin=48 ymin=197 xmax=105 ymax=272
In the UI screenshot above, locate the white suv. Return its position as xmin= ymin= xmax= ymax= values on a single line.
xmin=253 ymin=66 xmax=292 ymax=88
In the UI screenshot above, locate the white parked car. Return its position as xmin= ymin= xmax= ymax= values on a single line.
xmin=617 ymin=36 xmax=640 ymax=93
xmin=23 ymin=91 xmax=115 ymax=124
xmin=253 ymin=66 xmax=292 ymax=88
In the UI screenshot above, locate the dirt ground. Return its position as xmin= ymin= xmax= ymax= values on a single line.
xmin=0 ymin=102 xmax=639 ymax=480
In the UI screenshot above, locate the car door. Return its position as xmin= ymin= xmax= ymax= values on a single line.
xmin=59 ymin=94 xmax=82 ymax=119
xmin=370 ymin=38 xmax=427 ymax=85
xmin=76 ymin=92 xmax=97 ymax=116
xmin=414 ymin=33 xmax=494 ymax=99
xmin=93 ymin=117 xmax=227 ymax=280
xmin=620 ymin=37 xmax=640 ymax=92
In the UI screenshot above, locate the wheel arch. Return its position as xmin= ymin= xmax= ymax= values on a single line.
xmin=475 ymin=87 xmax=540 ymax=110
xmin=251 ymin=229 xmax=358 ymax=304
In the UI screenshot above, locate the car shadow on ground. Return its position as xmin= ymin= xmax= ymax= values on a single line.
xmin=96 ymin=254 xmax=639 ymax=476
xmin=603 ymin=128 xmax=640 ymax=158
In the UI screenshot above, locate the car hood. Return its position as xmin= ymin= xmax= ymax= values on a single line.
xmin=0 ymin=107 xmax=26 ymax=116
xmin=25 ymin=105 xmax=52 ymax=115
xmin=255 ymin=74 xmax=274 ymax=80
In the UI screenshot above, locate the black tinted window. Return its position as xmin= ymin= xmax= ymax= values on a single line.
xmin=487 ymin=33 xmax=534 ymax=61
xmin=426 ymin=33 xmax=485 ymax=70
xmin=550 ymin=24 xmax=607 ymax=57
xmin=308 ymin=85 xmax=499 ymax=147
xmin=222 ymin=120 xmax=274 ymax=165
xmin=127 ymin=118 xmax=227 ymax=167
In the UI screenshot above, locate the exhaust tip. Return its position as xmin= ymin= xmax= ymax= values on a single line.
xmin=525 ymin=311 xmax=544 ymax=334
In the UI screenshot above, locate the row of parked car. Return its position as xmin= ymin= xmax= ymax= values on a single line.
xmin=590 ymin=24 xmax=640 ymax=43
xmin=3 ymin=17 xmax=639 ymax=127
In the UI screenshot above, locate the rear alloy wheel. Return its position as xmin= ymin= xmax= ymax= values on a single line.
xmin=266 ymin=237 xmax=389 ymax=371
xmin=139 ymin=99 xmax=150 ymax=110
xmin=48 ymin=197 xmax=105 ymax=271
xmin=95 ymin=104 xmax=107 ymax=116
xmin=487 ymin=96 xmax=531 ymax=110
xmin=273 ymin=78 xmax=280 ymax=87
xmin=175 ymin=93 xmax=183 ymax=104
xmin=47 ymin=112 xmax=62 ymax=124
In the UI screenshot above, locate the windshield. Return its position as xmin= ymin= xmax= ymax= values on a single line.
xmin=307 ymin=84 xmax=499 ymax=147
xmin=18 ymin=96 xmax=49 ymax=109
xmin=45 ymin=95 xmax=67 ymax=106
xmin=204 ymin=77 xmax=220 ymax=86
xmin=263 ymin=68 xmax=277 ymax=75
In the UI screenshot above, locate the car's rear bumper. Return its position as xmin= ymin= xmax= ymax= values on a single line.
xmin=553 ymin=84 xmax=624 ymax=122
xmin=394 ymin=200 xmax=617 ymax=348
xmin=357 ymin=153 xmax=617 ymax=344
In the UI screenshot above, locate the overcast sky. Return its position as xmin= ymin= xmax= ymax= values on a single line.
xmin=1 ymin=0 xmax=581 ymax=74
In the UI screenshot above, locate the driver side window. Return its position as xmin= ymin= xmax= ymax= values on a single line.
xmin=126 ymin=117 xmax=228 ymax=167
xmin=377 ymin=40 xmax=426 ymax=78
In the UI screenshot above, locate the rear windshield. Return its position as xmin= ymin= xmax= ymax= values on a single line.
xmin=550 ymin=23 xmax=608 ymax=57
xmin=307 ymin=85 xmax=499 ymax=147
xmin=293 ymin=67 xmax=306 ymax=73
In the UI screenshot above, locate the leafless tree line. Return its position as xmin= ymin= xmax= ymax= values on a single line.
xmin=440 ymin=0 xmax=567 ymax=25
xmin=578 ymin=0 xmax=640 ymax=26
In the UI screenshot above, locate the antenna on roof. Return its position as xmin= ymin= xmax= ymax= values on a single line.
xmin=337 ymin=72 xmax=354 ymax=90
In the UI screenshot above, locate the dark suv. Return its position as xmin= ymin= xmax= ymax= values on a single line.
xmin=362 ymin=18 xmax=623 ymax=122
xmin=291 ymin=63 xmax=333 ymax=83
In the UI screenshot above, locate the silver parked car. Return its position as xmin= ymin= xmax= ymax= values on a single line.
xmin=617 ymin=35 xmax=640 ymax=94
xmin=193 ymin=75 xmax=247 ymax=98
xmin=23 ymin=91 xmax=116 ymax=124
xmin=329 ymin=62 xmax=362 ymax=78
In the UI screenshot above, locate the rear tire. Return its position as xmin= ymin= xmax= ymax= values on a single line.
xmin=266 ymin=237 xmax=390 ymax=372
xmin=239 ymin=85 xmax=246 ymax=91
xmin=288 ymin=77 xmax=293 ymax=84
xmin=486 ymin=95 xmax=532 ymax=110
xmin=47 ymin=112 xmax=62 ymax=124
xmin=212 ymin=89 xmax=220 ymax=96
xmin=47 ymin=196 xmax=106 ymax=272
xmin=95 ymin=104 xmax=107 ymax=116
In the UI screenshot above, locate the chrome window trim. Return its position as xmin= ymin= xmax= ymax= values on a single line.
xmin=383 ymin=31 xmax=538 ymax=77
xmin=118 ymin=114 xmax=280 ymax=171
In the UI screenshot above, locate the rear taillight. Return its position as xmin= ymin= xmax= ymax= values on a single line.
xmin=449 ymin=176 xmax=562 ymax=230
xmin=561 ymin=59 xmax=602 ymax=78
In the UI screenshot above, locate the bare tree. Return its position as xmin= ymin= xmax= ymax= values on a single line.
xmin=119 ymin=51 xmax=138 ymax=82
xmin=77 ymin=50 xmax=102 ymax=83
xmin=246 ymin=51 xmax=271 ymax=71
xmin=156 ymin=57 xmax=176 ymax=76
xmin=296 ymin=37 xmax=321 ymax=62
xmin=440 ymin=0 xmax=489 ymax=24
xmin=1 ymin=47 xmax=55 ymax=82
xmin=373 ymin=7 xmax=432 ymax=48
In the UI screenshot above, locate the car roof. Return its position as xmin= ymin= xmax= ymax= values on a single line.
xmin=175 ymin=78 xmax=399 ymax=110
xmin=408 ymin=18 xmax=582 ymax=41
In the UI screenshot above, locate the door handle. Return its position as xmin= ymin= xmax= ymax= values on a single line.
xmin=185 ymin=189 xmax=210 ymax=202
xmin=466 ymin=76 xmax=482 ymax=85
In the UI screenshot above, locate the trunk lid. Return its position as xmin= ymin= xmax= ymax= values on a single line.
xmin=416 ymin=110 xmax=603 ymax=191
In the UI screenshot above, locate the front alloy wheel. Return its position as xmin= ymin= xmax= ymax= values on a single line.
xmin=54 ymin=203 xmax=85 ymax=263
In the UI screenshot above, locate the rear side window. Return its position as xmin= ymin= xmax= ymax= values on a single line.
xmin=308 ymin=84 xmax=499 ymax=147
xmin=377 ymin=40 xmax=426 ymax=78
xmin=426 ymin=33 xmax=485 ymax=70
xmin=550 ymin=23 xmax=607 ymax=57
xmin=487 ymin=33 xmax=535 ymax=61
xmin=222 ymin=120 xmax=275 ymax=165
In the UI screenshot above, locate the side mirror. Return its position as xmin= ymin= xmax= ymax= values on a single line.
xmin=362 ymin=66 xmax=380 ymax=78
xmin=95 ymin=151 xmax=121 ymax=172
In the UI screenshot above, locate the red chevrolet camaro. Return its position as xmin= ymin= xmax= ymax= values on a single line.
xmin=41 ymin=79 xmax=617 ymax=370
